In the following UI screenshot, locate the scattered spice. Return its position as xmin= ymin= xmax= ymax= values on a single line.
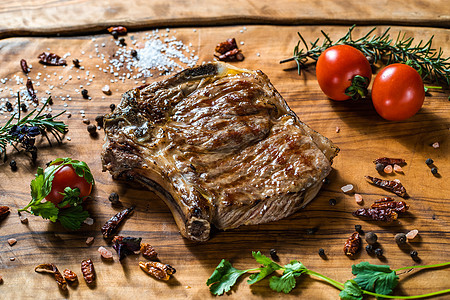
xmin=344 ymin=232 xmax=361 ymax=256
xmin=432 ymin=142 xmax=440 ymax=148
xmin=82 ymin=119 xmax=90 ymax=125
xmin=7 ymin=238 xmax=17 ymax=246
xmin=431 ymin=167 xmax=438 ymax=175
xmin=0 ymin=206 xmax=10 ymax=221
xmin=95 ymin=115 xmax=104 ymax=128
xmin=107 ymin=26 xmax=127 ymax=35
xmin=119 ymin=37 xmax=126 ymax=46
xmin=318 ymin=248 xmax=325 ymax=257
xmin=365 ymin=244 xmax=374 ymax=254
xmin=393 ymin=164 xmax=403 ymax=173
xmin=341 ymin=184 xmax=354 ymax=194
xmin=108 ymin=192 xmax=120 ymax=204
xmin=353 ymin=197 xmax=408 ymax=222
xmin=20 ymin=59 xmax=30 ymax=73
xmin=329 ymin=198 xmax=337 ymax=206
xmin=214 ymin=38 xmax=244 ymax=61
xmin=371 ymin=197 xmax=408 ymax=212
xmin=35 ymin=263 xmax=67 ymax=290
xmin=26 ymin=79 xmax=37 ymax=103
xmin=5 ymin=101 xmax=12 ymax=112
xmin=112 ymin=236 xmax=142 ymax=261
xmin=10 ymin=257 xmax=15 ymax=261
xmin=354 ymin=193 xmax=363 ymax=204
xmin=131 ymin=49 xmax=138 ymax=57
xmin=38 ymin=52 xmax=67 ymax=66
xmin=81 ymin=259 xmax=95 ymax=284
xmin=109 ymin=103 xmax=116 ymax=111
xmin=72 ymin=59 xmax=80 ymax=68
xmin=139 ymin=261 xmax=176 ymax=281
xmin=9 ymin=160 xmax=17 ymax=171
xmin=425 ymin=158 xmax=434 ymax=165
xmin=101 ymin=205 xmax=135 ymax=238
xmin=270 ymin=249 xmax=279 ymax=261
xmin=141 ymin=243 xmax=158 ymax=260
xmin=18 ymin=212 xmax=28 ymax=224
xmin=374 ymin=248 xmax=383 ymax=257
xmin=365 ymin=176 xmax=407 ymax=198
xmin=365 ymin=232 xmax=378 ymax=245
xmin=81 ymin=89 xmax=89 ymax=99
xmin=395 ymin=233 xmax=407 ymax=245
xmin=87 ymin=124 xmax=97 ymax=136
xmin=102 ymin=85 xmax=111 ymax=95
xmin=374 ymin=157 xmax=406 ymax=166
xmin=383 ymin=165 xmax=393 ymax=173
xmin=20 ymin=103 xmax=27 ymax=112
xmin=335 ymin=126 xmax=340 ymax=133
xmin=63 ymin=269 xmax=78 ymax=282
xmin=410 ymin=250 xmax=419 ymax=259
xmin=354 ymin=225 xmax=363 ymax=233
xmin=86 ymin=236 xmax=95 ymax=245
xmin=98 ymin=246 xmax=113 ymax=259
xmin=406 ymin=229 xmax=419 ymax=240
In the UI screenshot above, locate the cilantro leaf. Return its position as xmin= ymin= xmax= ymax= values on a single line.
xmin=269 ymin=260 xmax=306 ymax=293
xmin=58 ymin=206 xmax=89 ymax=230
xmin=58 ymin=187 xmax=82 ymax=208
xmin=339 ymin=280 xmax=363 ymax=300
xmin=247 ymin=251 xmax=281 ymax=284
xmin=206 ymin=259 xmax=248 ymax=295
xmin=30 ymin=201 xmax=59 ymax=222
xmin=352 ymin=262 xmax=399 ymax=296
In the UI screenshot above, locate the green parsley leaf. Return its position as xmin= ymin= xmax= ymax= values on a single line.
xmin=30 ymin=201 xmax=59 ymax=222
xmin=206 ymin=259 xmax=248 ymax=296
xmin=352 ymin=262 xmax=399 ymax=296
xmin=339 ymin=280 xmax=363 ymax=300
xmin=58 ymin=206 xmax=89 ymax=230
xmin=247 ymin=251 xmax=281 ymax=284
xmin=269 ymin=260 xmax=306 ymax=293
xmin=58 ymin=187 xmax=82 ymax=208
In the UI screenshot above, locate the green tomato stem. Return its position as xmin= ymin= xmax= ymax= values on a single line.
xmin=394 ymin=262 xmax=450 ymax=272
xmin=363 ymin=289 xmax=450 ymax=299
xmin=306 ymin=270 xmax=345 ymax=290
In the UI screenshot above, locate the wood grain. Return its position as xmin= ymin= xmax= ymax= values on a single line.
xmin=0 ymin=0 xmax=449 ymax=39
xmin=0 ymin=25 xmax=449 ymax=299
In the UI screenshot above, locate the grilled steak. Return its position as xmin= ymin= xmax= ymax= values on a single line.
xmin=102 ymin=62 xmax=339 ymax=242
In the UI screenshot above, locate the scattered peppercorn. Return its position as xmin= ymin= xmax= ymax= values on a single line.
xmin=81 ymin=89 xmax=89 ymax=99
xmin=425 ymin=158 xmax=434 ymax=165
xmin=269 ymin=249 xmax=279 ymax=261
xmin=375 ymin=163 xmax=385 ymax=172
xmin=322 ymin=178 xmax=330 ymax=184
xmin=374 ymin=248 xmax=383 ymax=256
xmin=365 ymin=244 xmax=374 ymax=254
xmin=73 ymin=59 xmax=80 ymax=68
xmin=95 ymin=115 xmax=104 ymax=128
xmin=329 ymin=198 xmax=337 ymax=206
xmin=431 ymin=167 xmax=438 ymax=175
xmin=365 ymin=232 xmax=378 ymax=245
xmin=108 ymin=192 xmax=120 ymax=204
xmin=109 ymin=103 xmax=116 ymax=111
xmin=87 ymin=124 xmax=97 ymax=135
xmin=9 ymin=160 xmax=17 ymax=171
xmin=20 ymin=103 xmax=27 ymax=112
xmin=395 ymin=233 xmax=407 ymax=245
xmin=306 ymin=228 xmax=318 ymax=235
xmin=318 ymin=248 xmax=325 ymax=257
xmin=111 ymin=31 xmax=119 ymax=39
xmin=5 ymin=101 xmax=13 ymax=112
xmin=119 ymin=37 xmax=126 ymax=46
xmin=131 ymin=49 xmax=138 ymax=57
xmin=410 ymin=250 xmax=418 ymax=259
xmin=355 ymin=225 xmax=363 ymax=234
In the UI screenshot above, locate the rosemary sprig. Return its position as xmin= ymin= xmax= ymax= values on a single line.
xmin=0 ymin=94 xmax=67 ymax=161
xmin=281 ymin=25 xmax=450 ymax=86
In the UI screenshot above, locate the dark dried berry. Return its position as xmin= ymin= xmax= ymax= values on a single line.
xmin=318 ymin=248 xmax=325 ymax=256
xmin=110 ymin=103 xmax=116 ymax=111
xmin=395 ymin=233 xmax=407 ymax=245
xmin=73 ymin=59 xmax=80 ymax=68
xmin=375 ymin=163 xmax=385 ymax=172
xmin=111 ymin=31 xmax=119 ymax=39
xmin=365 ymin=244 xmax=374 ymax=254
xmin=431 ymin=167 xmax=438 ymax=175
xmin=81 ymin=89 xmax=89 ymax=99
xmin=329 ymin=198 xmax=337 ymax=206
xmin=95 ymin=115 xmax=104 ymax=128
xmin=365 ymin=232 xmax=378 ymax=245
xmin=6 ymin=101 xmax=13 ymax=112
xmin=425 ymin=158 xmax=434 ymax=165
xmin=108 ymin=192 xmax=120 ymax=204
xmin=119 ymin=38 xmax=126 ymax=46
xmin=9 ymin=160 xmax=17 ymax=171
xmin=374 ymin=248 xmax=383 ymax=256
xmin=269 ymin=249 xmax=279 ymax=261
xmin=131 ymin=49 xmax=138 ymax=57
xmin=410 ymin=250 xmax=418 ymax=258
xmin=355 ymin=225 xmax=362 ymax=233
xmin=20 ymin=103 xmax=27 ymax=112
xmin=87 ymin=124 xmax=97 ymax=135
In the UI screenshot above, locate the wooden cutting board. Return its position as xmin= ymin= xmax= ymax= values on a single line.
xmin=0 ymin=25 xmax=449 ymax=299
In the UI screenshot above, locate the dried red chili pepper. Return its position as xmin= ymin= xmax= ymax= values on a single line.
xmin=140 ymin=243 xmax=158 ymax=260
xmin=35 ymin=263 xmax=67 ymax=290
xmin=63 ymin=269 xmax=78 ymax=282
xmin=26 ymin=79 xmax=37 ymax=103
xmin=139 ymin=261 xmax=176 ymax=280
xmin=371 ymin=197 xmax=408 ymax=213
xmin=81 ymin=259 xmax=95 ymax=284
xmin=107 ymin=26 xmax=127 ymax=34
xmin=343 ymin=232 xmax=361 ymax=256
xmin=215 ymin=48 xmax=245 ymax=61
xmin=365 ymin=176 xmax=407 ymax=198
xmin=38 ymin=52 xmax=67 ymax=66
xmin=20 ymin=59 xmax=29 ymax=73
xmin=373 ymin=157 xmax=406 ymax=166
xmin=215 ymin=38 xmax=238 ymax=54
xmin=353 ymin=207 xmax=398 ymax=222
xmin=101 ymin=206 xmax=135 ymax=238
xmin=0 ymin=206 xmax=10 ymax=221
xmin=112 ymin=235 xmax=142 ymax=261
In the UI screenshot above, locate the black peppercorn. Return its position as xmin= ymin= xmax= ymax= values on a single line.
xmin=111 ymin=31 xmax=119 ymax=39
xmin=410 ymin=250 xmax=418 ymax=258
xmin=395 ymin=233 xmax=407 ymax=245
xmin=374 ymin=248 xmax=383 ymax=256
xmin=329 ymin=198 xmax=336 ymax=206
xmin=48 ymin=97 xmax=53 ymax=105
xmin=431 ymin=167 xmax=438 ymax=175
xmin=322 ymin=177 xmax=330 ymax=184
xmin=318 ymin=248 xmax=325 ymax=256
xmin=87 ymin=124 xmax=97 ymax=135
xmin=109 ymin=103 xmax=116 ymax=111
xmin=365 ymin=244 xmax=374 ymax=254
xmin=425 ymin=158 xmax=434 ymax=165
xmin=306 ymin=228 xmax=318 ymax=235
xmin=6 ymin=101 xmax=13 ymax=112
xmin=131 ymin=49 xmax=137 ymax=57
xmin=73 ymin=59 xmax=80 ymax=68
xmin=95 ymin=115 xmax=104 ymax=128
xmin=365 ymin=232 xmax=378 ymax=245
xmin=81 ymin=89 xmax=89 ymax=99
xmin=119 ymin=37 xmax=126 ymax=46
xmin=355 ymin=224 xmax=362 ymax=233
xmin=9 ymin=160 xmax=17 ymax=171
xmin=269 ymin=249 xmax=279 ymax=261
xmin=375 ymin=163 xmax=385 ymax=172
xmin=20 ymin=103 xmax=27 ymax=112
xmin=108 ymin=192 xmax=120 ymax=204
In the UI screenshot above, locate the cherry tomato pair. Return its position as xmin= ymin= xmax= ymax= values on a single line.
xmin=316 ymin=45 xmax=425 ymax=121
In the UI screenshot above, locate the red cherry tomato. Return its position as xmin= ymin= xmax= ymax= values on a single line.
xmin=316 ymin=45 xmax=372 ymax=101
xmin=45 ymin=165 xmax=92 ymax=205
xmin=372 ymin=64 xmax=425 ymax=121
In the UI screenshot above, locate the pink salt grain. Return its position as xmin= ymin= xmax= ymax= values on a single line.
xmin=432 ymin=142 xmax=440 ymax=148
xmin=336 ymin=127 xmax=340 ymax=133
xmin=393 ymin=164 xmax=403 ymax=173
xmin=384 ymin=165 xmax=393 ymax=173
xmin=354 ymin=194 xmax=363 ymax=204
xmin=406 ymin=229 xmax=419 ymax=240
xmin=7 ymin=238 xmax=17 ymax=246
xmin=86 ymin=236 xmax=95 ymax=245
xmin=98 ymin=246 xmax=113 ymax=259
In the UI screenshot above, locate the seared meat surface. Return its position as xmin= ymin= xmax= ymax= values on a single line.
xmin=102 ymin=62 xmax=339 ymax=241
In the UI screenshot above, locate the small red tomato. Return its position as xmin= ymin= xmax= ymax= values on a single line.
xmin=372 ymin=64 xmax=425 ymax=121
xmin=316 ymin=45 xmax=372 ymax=101
xmin=45 ymin=165 xmax=92 ymax=205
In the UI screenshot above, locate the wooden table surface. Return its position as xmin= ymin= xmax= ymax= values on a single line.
xmin=0 ymin=2 xmax=449 ymax=299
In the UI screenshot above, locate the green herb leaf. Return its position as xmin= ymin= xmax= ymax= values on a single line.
xmin=58 ymin=206 xmax=89 ymax=230
xmin=247 ymin=251 xmax=282 ymax=284
xmin=269 ymin=260 xmax=306 ymax=293
xmin=206 ymin=259 xmax=248 ymax=296
xmin=339 ymin=280 xmax=363 ymax=300
xmin=30 ymin=201 xmax=59 ymax=222
xmin=352 ymin=262 xmax=399 ymax=296
xmin=58 ymin=187 xmax=82 ymax=208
